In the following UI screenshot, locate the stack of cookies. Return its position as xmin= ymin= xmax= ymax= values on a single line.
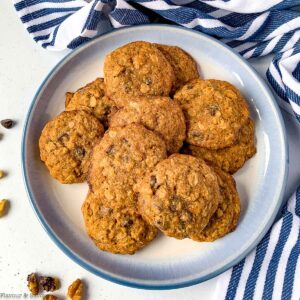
xmin=39 ymin=41 xmax=256 ymax=255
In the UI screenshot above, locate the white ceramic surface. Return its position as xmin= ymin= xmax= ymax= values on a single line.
xmin=22 ymin=25 xmax=287 ymax=289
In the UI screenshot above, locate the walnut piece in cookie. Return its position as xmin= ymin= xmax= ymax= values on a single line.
xmin=109 ymin=96 xmax=186 ymax=154
xmin=65 ymin=78 xmax=116 ymax=129
xmin=137 ymin=154 xmax=221 ymax=241
xmin=39 ymin=110 xmax=104 ymax=184
xmin=39 ymin=276 xmax=60 ymax=292
xmin=27 ymin=273 xmax=39 ymax=295
xmin=174 ymin=79 xmax=250 ymax=149
xmin=104 ymin=41 xmax=175 ymax=107
xmin=68 ymin=279 xmax=83 ymax=300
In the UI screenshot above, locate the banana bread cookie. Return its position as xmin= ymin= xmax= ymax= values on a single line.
xmin=174 ymin=79 xmax=250 ymax=149
xmin=137 ymin=154 xmax=221 ymax=240
xmin=39 ymin=110 xmax=104 ymax=183
xmin=109 ymin=96 xmax=186 ymax=154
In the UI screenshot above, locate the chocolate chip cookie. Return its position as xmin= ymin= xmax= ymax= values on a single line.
xmin=137 ymin=154 xmax=221 ymax=240
xmin=183 ymin=119 xmax=256 ymax=173
xmin=104 ymin=41 xmax=175 ymax=107
xmin=39 ymin=110 xmax=104 ymax=183
xmin=82 ymin=192 xmax=157 ymax=254
xmin=174 ymin=79 xmax=250 ymax=149
xmin=65 ymin=78 xmax=116 ymax=129
xmin=154 ymin=44 xmax=199 ymax=94
xmin=196 ymin=167 xmax=240 ymax=242
xmin=88 ymin=123 xmax=167 ymax=205
xmin=109 ymin=96 xmax=186 ymax=154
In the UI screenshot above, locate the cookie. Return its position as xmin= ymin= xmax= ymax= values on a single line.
xmin=109 ymin=96 xmax=186 ymax=154
xmin=82 ymin=192 xmax=157 ymax=254
xmin=137 ymin=154 xmax=221 ymax=240
xmin=65 ymin=78 xmax=116 ymax=129
xmin=39 ymin=110 xmax=104 ymax=184
xmin=104 ymin=41 xmax=175 ymax=107
xmin=183 ymin=119 xmax=256 ymax=173
xmin=174 ymin=79 xmax=250 ymax=149
xmin=196 ymin=167 xmax=240 ymax=242
xmin=88 ymin=123 xmax=167 ymax=204
xmin=154 ymin=44 xmax=199 ymax=94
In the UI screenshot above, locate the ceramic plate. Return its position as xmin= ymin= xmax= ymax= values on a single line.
xmin=22 ymin=25 xmax=288 ymax=289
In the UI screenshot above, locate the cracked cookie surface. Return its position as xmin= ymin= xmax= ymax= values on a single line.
xmin=39 ymin=110 xmax=104 ymax=183
xmin=104 ymin=41 xmax=175 ymax=107
xmin=82 ymin=192 xmax=157 ymax=254
xmin=154 ymin=44 xmax=199 ymax=94
xmin=174 ymin=79 xmax=250 ymax=149
xmin=183 ymin=119 xmax=256 ymax=173
xmin=109 ymin=96 xmax=186 ymax=154
xmin=197 ymin=167 xmax=240 ymax=242
xmin=137 ymin=154 xmax=221 ymax=240
xmin=65 ymin=78 xmax=116 ymax=129
xmin=88 ymin=124 xmax=167 ymax=205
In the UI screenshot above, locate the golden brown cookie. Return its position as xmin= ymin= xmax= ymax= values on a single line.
xmin=174 ymin=79 xmax=250 ymax=149
xmin=65 ymin=78 xmax=116 ymax=129
xmin=82 ymin=192 xmax=157 ymax=254
xmin=109 ymin=96 xmax=186 ymax=154
xmin=154 ymin=44 xmax=199 ymax=94
xmin=196 ymin=167 xmax=240 ymax=242
xmin=183 ymin=119 xmax=256 ymax=173
xmin=137 ymin=154 xmax=221 ymax=241
xmin=104 ymin=41 xmax=175 ymax=107
xmin=88 ymin=123 xmax=167 ymax=205
xmin=39 ymin=110 xmax=104 ymax=184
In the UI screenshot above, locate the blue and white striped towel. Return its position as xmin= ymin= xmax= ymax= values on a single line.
xmin=13 ymin=0 xmax=300 ymax=298
xmin=214 ymin=187 xmax=300 ymax=300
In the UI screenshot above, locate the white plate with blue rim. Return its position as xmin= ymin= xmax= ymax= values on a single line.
xmin=22 ymin=25 xmax=288 ymax=289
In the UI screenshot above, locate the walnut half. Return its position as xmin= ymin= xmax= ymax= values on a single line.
xmin=40 ymin=276 xmax=60 ymax=292
xmin=0 ymin=199 xmax=9 ymax=217
xmin=68 ymin=279 xmax=84 ymax=300
xmin=27 ymin=273 xmax=39 ymax=295
xmin=43 ymin=295 xmax=58 ymax=300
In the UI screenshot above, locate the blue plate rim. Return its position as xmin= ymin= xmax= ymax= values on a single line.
xmin=21 ymin=24 xmax=288 ymax=290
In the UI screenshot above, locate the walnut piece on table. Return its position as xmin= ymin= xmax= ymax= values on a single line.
xmin=40 ymin=276 xmax=60 ymax=292
xmin=0 ymin=199 xmax=9 ymax=217
xmin=68 ymin=279 xmax=84 ymax=300
xmin=43 ymin=295 xmax=58 ymax=300
xmin=27 ymin=273 xmax=39 ymax=295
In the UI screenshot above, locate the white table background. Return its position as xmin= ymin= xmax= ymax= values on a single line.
xmin=1 ymin=1 xmax=300 ymax=299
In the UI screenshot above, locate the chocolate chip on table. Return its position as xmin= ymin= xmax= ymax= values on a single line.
xmin=1 ymin=119 xmax=15 ymax=129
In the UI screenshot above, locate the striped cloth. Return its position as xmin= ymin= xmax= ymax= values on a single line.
xmin=215 ymin=187 xmax=300 ymax=300
xmin=13 ymin=1 xmax=300 ymax=299
xmin=14 ymin=0 xmax=300 ymax=121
